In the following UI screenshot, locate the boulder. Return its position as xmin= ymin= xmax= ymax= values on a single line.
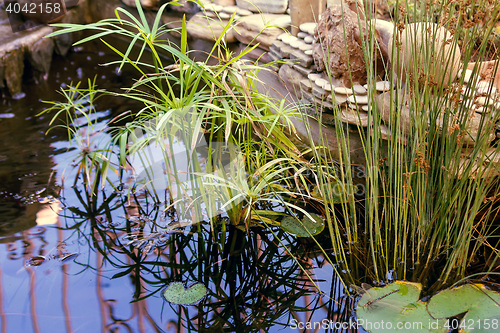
xmin=312 ymin=5 xmax=388 ymax=86
xmin=235 ymin=0 xmax=288 ymax=14
xmin=389 ymin=22 xmax=461 ymax=89
xmin=186 ymin=13 xmax=237 ymax=43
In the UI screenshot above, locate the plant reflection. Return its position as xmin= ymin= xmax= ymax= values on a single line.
xmin=58 ymin=184 xmax=354 ymax=332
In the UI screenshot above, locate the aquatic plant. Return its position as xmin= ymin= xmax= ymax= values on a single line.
xmin=310 ymin=0 xmax=500 ymax=291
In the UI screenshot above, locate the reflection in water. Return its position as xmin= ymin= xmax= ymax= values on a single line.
xmin=0 ymin=39 xmax=357 ymax=333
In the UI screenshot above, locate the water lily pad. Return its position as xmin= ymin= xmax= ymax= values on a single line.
xmin=163 ymin=282 xmax=207 ymax=305
xmin=427 ymin=284 xmax=500 ymax=333
xmin=356 ymin=281 xmax=447 ymax=333
xmin=280 ymin=214 xmax=324 ymax=237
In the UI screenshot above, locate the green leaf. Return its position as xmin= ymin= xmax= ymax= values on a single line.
xmin=163 ymin=282 xmax=207 ymax=305
xmin=356 ymin=281 xmax=447 ymax=333
xmin=427 ymin=284 xmax=500 ymax=333
xmin=280 ymin=214 xmax=324 ymax=237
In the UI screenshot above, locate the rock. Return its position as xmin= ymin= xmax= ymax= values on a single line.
xmin=279 ymin=64 xmax=305 ymax=90
xmin=304 ymin=49 xmax=312 ymax=55
xmin=313 ymin=5 xmax=388 ymax=86
xmin=297 ymin=32 xmax=308 ymax=38
xmin=299 ymin=43 xmax=312 ymax=51
xmin=475 ymin=80 xmax=497 ymax=95
xmin=459 ymin=69 xmax=473 ymax=83
xmin=0 ymin=25 xmax=53 ymax=96
xmin=27 ymin=37 xmax=54 ymax=82
xmin=308 ymin=73 xmax=323 ymax=81
xmin=299 ymin=22 xmax=317 ymax=35
xmin=168 ymin=0 xmax=200 ymax=13
xmin=289 ymin=48 xmax=313 ymax=67
xmin=377 ymin=91 xmax=412 ymax=133
xmin=122 ymin=0 xmax=160 ymax=9
xmin=303 ymin=35 xmax=314 ymax=44
xmin=352 ymin=84 xmax=367 ymax=94
xmin=235 ymin=0 xmax=288 ymax=14
xmin=389 ymin=22 xmax=461 ymax=89
xmin=186 ymin=13 xmax=237 ymax=43
xmin=300 ymin=79 xmax=313 ymax=92
xmin=234 ymin=14 xmax=291 ymax=50
xmin=2 ymin=48 xmax=24 ymax=96
xmin=460 ymin=111 xmax=496 ymax=146
xmin=334 ymin=87 xmax=353 ymax=95
xmin=214 ymin=0 xmax=236 ymax=6
xmin=375 ymin=80 xmax=391 ymax=91
xmin=292 ymin=64 xmax=314 ymax=76
xmin=466 ymin=60 xmax=500 ymax=90
xmin=339 ymin=107 xmax=370 ymax=126
xmin=475 ymin=96 xmax=494 ymax=106
xmin=347 ymin=95 xmax=369 ymax=104
xmin=370 ymin=19 xmax=393 ymax=49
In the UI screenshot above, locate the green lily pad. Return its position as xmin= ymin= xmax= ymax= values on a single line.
xmin=427 ymin=284 xmax=500 ymax=333
xmin=280 ymin=214 xmax=324 ymax=237
xmin=163 ymin=282 xmax=207 ymax=305
xmin=356 ymin=281 xmax=447 ymax=333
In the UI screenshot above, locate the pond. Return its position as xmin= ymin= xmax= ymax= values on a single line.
xmin=0 ymin=39 xmax=357 ymax=333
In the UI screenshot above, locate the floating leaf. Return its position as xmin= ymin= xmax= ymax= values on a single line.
xmin=163 ymin=282 xmax=207 ymax=305
xmin=427 ymin=284 xmax=500 ymax=333
xmin=59 ymin=253 xmax=80 ymax=262
xmin=356 ymin=281 xmax=447 ymax=333
xmin=25 ymin=256 xmax=47 ymax=267
xmin=280 ymin=214 xmax=324 ymax=237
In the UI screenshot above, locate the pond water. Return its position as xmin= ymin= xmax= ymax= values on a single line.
xmin=0 ymin=41 xmax=357 ymax=332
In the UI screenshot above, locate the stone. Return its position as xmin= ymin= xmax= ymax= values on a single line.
xmin=122 ymin=0 xmax=162 ymax=9
xmin=219 ymin=12 xmax=231 ymax=19
xmin=289 ymin=48 xmax=313 ymax=67
xmin=352 ymin=84 xmax=367 ymax=95
xmin=323 ymin=83 xmax=332 ymax=91
xmin=187 ymin=13 xmax=237 ymax=43
xmin=234 ymin=14 xmax=291 ymax=50
xmin=205 ymin=3 xmax=224 ymax=12
xmin=370 ymin=19 xmax=394 ymax=49
xmin=292 ymin=64 xmax=314 ymax=76
xmin=235 ymin=0 xmax=288 ymax=14
xmin=300 ymin=79 xmax=313 ymax=92
xmin=459 ymin=69 xmax=473 ymax=83
xmin=27 ymin=37 xmax=54 ymax=82
xmin=281 ymin=35 xmax=298 ymax=44
xmin=375 ymin=80 xmax=391 ymax=92
xmin=312 ymin=85 xmax=328 ymax=99
xmin=304 ymin=49 xmax=313 ymax=55
xmin=347 ymin=95 xmax=369 ymax=104
xmin=279 ymin=64 xmax=305 ymax=89
xmin=389 ymin=22 xmax=461 ymax=89
xmin=313 ymin=5 xmax=388 ymax=86
xmin=334 ymin=87 xmax=353 ymax=95
xmin=475 ymin=96 xmax=494 ymax=106
xmin=362 ymin=105 xmax=370 ymax=111
xmin=297 ymin=32 xmax=308 ymax=38
xmin=475 ymin=81 xmax=497 ymax=95
xmin=461 ymin=111 xmax=496 ymax=146
xmin=213 ymin=0 xmax=236 ymax=6
xmin=473 ymin=106 xmax=486 ymax=114
xmin=339 ymin=107 xmax=370 ymax=127
xmin=299 ymin=43 xmax=313 ymax=51
xmin=315 ymin=78 xmax=328 ymax=87
xmin=299 ymin=22 xmax=316 ymax=35
xmin=168 ymin=0 xmax=201 ymax=12
xmin=466 ymin=60 xmax=500 ymax=91
xmin=327 ymin=93 xmax=348 ymax=105
xmin=290 ymin=40 xmax=303 ymax=49
xmin=304 ymin=35 xmax=314 ymax=44
xmin=308 ymin=73 xmax=322 ymax=81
